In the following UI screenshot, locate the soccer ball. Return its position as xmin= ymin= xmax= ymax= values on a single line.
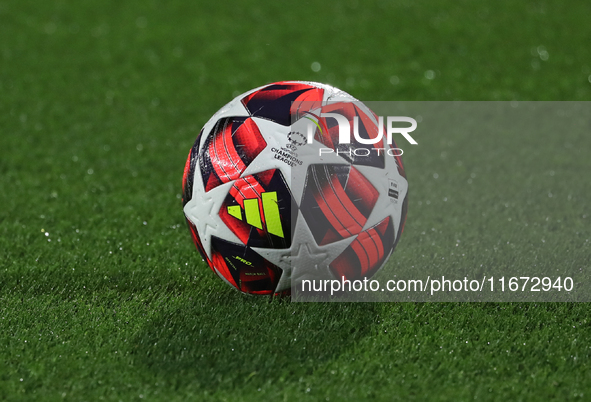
xmin=182 ymin=81 xmax=408 ymax=295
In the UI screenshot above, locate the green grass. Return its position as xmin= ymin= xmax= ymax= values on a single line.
xmin=1 ymin=0 xmax=591 ymax=400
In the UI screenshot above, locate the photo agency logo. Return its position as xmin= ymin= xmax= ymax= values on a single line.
xmin=300 ymin=106 xmax=419 ymax=157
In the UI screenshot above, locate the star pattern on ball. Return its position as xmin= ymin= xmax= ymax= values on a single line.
xmin=183 ymin=179 xmax=241 ymax=259
xmin=253 ymin=210 xmax=354 ymax=291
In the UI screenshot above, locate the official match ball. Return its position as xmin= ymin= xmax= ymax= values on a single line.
xmin=182 ymin=81 xmax=408 ymax=295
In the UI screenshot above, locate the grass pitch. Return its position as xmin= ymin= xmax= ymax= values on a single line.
xmin=1 ymin=0 xmax=591 ymax=400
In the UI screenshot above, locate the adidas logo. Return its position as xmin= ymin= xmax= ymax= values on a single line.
xmin=227 ymin=192 xmax=285 ymax=238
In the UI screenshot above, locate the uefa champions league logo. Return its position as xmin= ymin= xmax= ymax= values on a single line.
xmin=286 ymin=131 xmax=307 ymax=151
